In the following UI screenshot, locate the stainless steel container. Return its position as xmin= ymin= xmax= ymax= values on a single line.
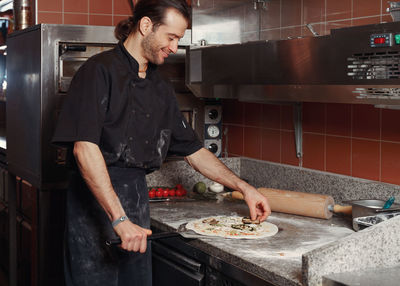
xmin=346 ymin=199 xmax=400 ymax=218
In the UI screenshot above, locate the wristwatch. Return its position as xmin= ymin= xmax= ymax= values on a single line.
xmin=112 ymin=216 xmax=129 ymax=227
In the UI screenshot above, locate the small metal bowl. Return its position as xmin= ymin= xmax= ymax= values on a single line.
xmin=345 ymin=199 xmax=400 ymax=219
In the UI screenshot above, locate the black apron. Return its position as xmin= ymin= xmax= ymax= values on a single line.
xmin=64 ymin=167 xmax=151 ymax=286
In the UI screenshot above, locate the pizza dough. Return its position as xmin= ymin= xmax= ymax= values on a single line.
xmin=186 ymin=216 xmax=279 ymax=239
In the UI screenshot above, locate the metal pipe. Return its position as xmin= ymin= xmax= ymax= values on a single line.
xmin=13 ymin=0 xmax=33 ymax=30
xmin=305 ymin=23 xmax=319 ymax=37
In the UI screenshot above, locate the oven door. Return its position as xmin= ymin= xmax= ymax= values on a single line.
xmin=152 ymin=240 xmax=205 ymax=286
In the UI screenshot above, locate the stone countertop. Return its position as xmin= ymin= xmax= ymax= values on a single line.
xmin=149 ymin=197 xmax=354 ymax=286
xmin=323 ymin=266 xmax=400 ymax=286
xmin=302 ymin=215 xmax=400 ymax=286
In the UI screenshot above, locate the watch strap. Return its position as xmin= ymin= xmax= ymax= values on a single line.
xmin=112 ymin=216 xmax=129 ymax=227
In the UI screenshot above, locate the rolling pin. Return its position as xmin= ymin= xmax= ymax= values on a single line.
xmin=231 ymin=188 xmax=352 ymax=219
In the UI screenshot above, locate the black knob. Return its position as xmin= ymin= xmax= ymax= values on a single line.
xmin=208 ymin=109 xmax=219 ymax=120
xmin=208 ymin=143 xmax=218 ymax=153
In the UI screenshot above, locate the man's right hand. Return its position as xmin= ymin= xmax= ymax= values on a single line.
xmin=113 ymin=220 xmax=152 ymax=253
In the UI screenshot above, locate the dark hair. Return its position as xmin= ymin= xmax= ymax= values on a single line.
xmin=114 ymin=0 xmax=190 ymax=41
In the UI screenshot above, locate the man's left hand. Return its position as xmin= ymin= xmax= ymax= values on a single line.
xmin=185 ymin=148 xmax=271 ymax=221
xmin=241 ymin=187 xmax=271 ymax=222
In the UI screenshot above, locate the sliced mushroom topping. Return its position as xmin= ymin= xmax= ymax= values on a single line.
xmin=202 ymin=218 xmax=219 ymax=225
xmin=242 ymin=217 xmax=260 ymax=224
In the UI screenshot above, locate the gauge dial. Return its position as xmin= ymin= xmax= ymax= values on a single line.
xmin=207 ymin=125 xmax=220 ymax=138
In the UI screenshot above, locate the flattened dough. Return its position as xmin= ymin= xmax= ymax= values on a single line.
xmin=186 ymin=216 xmax=278 ymax=240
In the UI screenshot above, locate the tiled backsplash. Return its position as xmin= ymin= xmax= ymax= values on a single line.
xmin=222 ymin=101 xmax=400 ymax=186
xmin=244 ymin=0 xmax=391 ymax=41
xmin=36 ymin=0 xmax=400 ymax=186
xmin=37 ymin=0 xmax=133 ymax=26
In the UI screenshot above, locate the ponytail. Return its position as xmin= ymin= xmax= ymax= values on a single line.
xmin=114 ymin=17 xmax=135 ymax=41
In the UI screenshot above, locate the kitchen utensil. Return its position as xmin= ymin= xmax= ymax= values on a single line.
xmin=352 ymin=212 xmax=400 ymax=231
xmin=105 ymin=223 xmax=204 ymax=246
xmin=231 ymin=188 xmax=352 ymax=219
xmin=106 ymin=232 xmax=180 ymax=245
xmin=345 ymin=199 xmax=400 ymax=219
xmin=382 ymin=196 xmax=395 ymax=209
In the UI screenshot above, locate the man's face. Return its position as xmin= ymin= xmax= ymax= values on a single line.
xmin=141 ymin=8 xmax=188 ymax=65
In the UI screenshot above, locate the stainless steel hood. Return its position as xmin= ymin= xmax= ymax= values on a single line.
xmin=186 ymin=22 xmax=400 ymax=106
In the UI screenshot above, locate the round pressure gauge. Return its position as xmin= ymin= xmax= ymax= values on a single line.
xmin=207 ymin=125 xmax=220 ymax=138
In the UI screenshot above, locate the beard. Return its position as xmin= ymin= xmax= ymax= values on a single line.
xmin=141 ymin=31 xmax=165 ymax=65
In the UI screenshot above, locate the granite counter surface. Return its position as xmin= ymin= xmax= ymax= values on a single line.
xmin=149 ymin=199 xmax=354 ymax=286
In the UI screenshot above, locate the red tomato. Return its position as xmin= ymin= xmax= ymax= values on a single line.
xmin=155 ymin=190 xmax=163 ymax=197
xmin=149 ymin=190 xmax=155 ymax=198
xmin=181 ymin=189 xmax=187 ymax=196
xmin=176 ymin=184 xmax=183 ymax=190
xmin=175 ymin=189 xmax=183 ymax=197
xmin=162 ymin=189 xmax=169 ymax=197
xmin=168 ymin=189 xmax=176 ymax=197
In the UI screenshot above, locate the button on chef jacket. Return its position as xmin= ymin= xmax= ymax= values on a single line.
xmin=52 ymin=41 xmax=203 ymax=173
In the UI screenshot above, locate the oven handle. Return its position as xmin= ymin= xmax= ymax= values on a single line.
xmin=152 ymin=240 xmax=203 ymax=273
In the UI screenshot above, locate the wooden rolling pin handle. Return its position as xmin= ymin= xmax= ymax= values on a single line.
xmin=329 ymin=204 xmax=352 ymax=215
xmin=231 ymin=191 xmax=244 ymax=200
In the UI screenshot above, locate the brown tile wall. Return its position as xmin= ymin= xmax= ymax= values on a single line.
xmin=248 ymin=0 xmax=392 ymax=40
xmin=37 ymin=0 xmax=400 ymax=186
xmin=37 ymin=0 xmax=136 ymax=26
xmin=222 ymin=100 xmax=400 ymax=185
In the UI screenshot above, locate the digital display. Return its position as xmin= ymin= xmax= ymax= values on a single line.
xmin=370 ymin=33 xmax=392 ymax=48
xmin=373 ymin=37 xmax=386 ymax=44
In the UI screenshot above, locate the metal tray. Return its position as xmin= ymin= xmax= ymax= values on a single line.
xmin=345 ymin=199 xmax=400 ymax=219
xmin=352 ymin=212 xmax=400 ymax=231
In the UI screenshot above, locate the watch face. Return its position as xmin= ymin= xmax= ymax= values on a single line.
xmin=207 ymin=125 xmax=220 ymax=138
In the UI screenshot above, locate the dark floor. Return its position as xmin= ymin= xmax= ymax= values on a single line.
xmin=0 ymin=267 xmax=8 ymax=286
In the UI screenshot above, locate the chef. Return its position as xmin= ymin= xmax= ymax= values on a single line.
xmin=52 ymin=0 xmax=271 ymax=285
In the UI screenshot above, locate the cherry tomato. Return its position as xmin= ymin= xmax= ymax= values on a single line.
xmin=162 ymin=189 xmax=169 ymax=197
xmin=168 ymin=189 xmax=176 ymax=197
xmin=155 ymin=190 xmax=163 ymax=197
xmin=176 ymin=189 xmax=183 ymax=197
xmin=149 ymin=190 xmax=155 ymax=198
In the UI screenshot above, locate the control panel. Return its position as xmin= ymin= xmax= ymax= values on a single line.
xmin=204 ymin=104 xmax=222 ymax=157
xmin=369 ymin=32 xmax=400 ymax=47
xmin=370 ymin=33 xmax=393 ymax=48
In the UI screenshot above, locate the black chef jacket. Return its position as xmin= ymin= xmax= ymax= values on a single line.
xmin=52 ymin=41 xmax=202 ymax=173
